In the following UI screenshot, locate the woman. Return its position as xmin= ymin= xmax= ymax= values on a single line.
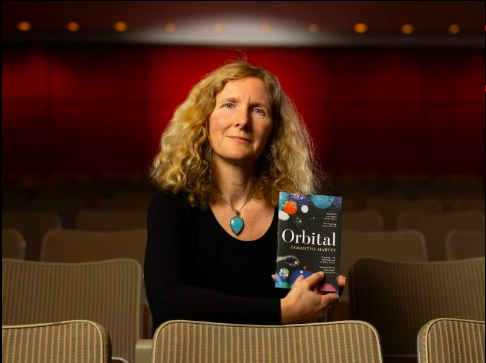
xmin=145 ymin=60 xmax=345 ymax=329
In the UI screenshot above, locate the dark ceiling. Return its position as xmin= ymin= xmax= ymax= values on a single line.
xmin=2 ymin=1 xmax=485 ymax=47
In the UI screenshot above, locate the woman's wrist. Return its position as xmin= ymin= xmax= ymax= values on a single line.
xmin=280 ymin=298 xmax=294 ymax=325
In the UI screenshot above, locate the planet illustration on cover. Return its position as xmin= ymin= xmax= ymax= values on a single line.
xmin=290 ymin=269 xmax=313 ymax=285
xmin=278 ymin=267 xmax=290 ymax=279
xmin=311 ymin=195 xmax=335 ymax=209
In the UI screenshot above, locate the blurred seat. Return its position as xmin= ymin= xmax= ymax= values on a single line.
xmin=328 ymin=230 xmax=427 ymax=322
xmin=342 ymin=192 xmax=369 ymax=211
xmin=397 ymin=211 xmax=485 ymax=261
xmin=97 ymin=191 xmax=154 ymax=212
xmin=2 ymin=211 xmax=61 ymax=260
xmin=75 ymin=210 xmax=146 ymax=231
xmin=39 ymin=228 xmax=153 ymax=339
xmin=417 ymin=318 xmax=485 ymax=363
xmin=2 ymin=258 xmax=142 ymax=363
xmin=342 ymin=198 xmax=355 ymax=211
xmin=2 ymin=229 xmax=26 ymax=259
xmin=416 ymin=193 xmax=456 ymax=211
xmin=152 ymin=320 xmax=383 ymax=363
xmin=40 ymin=229 xmax=147 ymax=266
xmin=342 ymin=210 xmax=384 ymax=231
xmin=2 ymin=320 xmax=111 ymax=363
xmin=345 ymin=192 xmax=409 ymax=211
xmin=97 ymin=197 xmax=152 ymax=212
xmin=446 ymin=230 xmax=485 ymax=260
xmin=366 ymin=198 xmax=443 ymax=230
xmin=387 ymin=173 xmax=430 ymax=198
xmin=427 ymin=174 xmax=484 ymax=195
xmin=349 ymin=258 xmax=485 ymax=359
xmin=452 ymin=195 xmax=485 ymax=212
xmin=3 ymin=197 xmax=85 ymax=229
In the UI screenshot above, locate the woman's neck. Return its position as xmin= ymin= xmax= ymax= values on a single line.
xmin=213 ymin=159 xmax=255 ymax=207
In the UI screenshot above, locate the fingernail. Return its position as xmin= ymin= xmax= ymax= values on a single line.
xmin=319 ymin=271 xmax=324 ymax=277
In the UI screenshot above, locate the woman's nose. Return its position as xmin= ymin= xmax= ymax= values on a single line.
xmin=234 ymin=109 xmax=250 ymax=129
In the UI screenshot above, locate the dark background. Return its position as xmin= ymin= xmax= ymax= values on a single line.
xmin=2 ymin=1 xmax=485 ymax=184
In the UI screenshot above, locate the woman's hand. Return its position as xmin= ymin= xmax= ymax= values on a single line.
xmin=271 ymin=273 xmax=346 ymax=295
xmin=277 ymin=272 xmax=346 ymax=325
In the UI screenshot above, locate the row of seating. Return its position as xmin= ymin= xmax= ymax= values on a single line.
xmin=3 ymin=226 xmax=484 ymax=269
xmin=2 ymin=258 xmax=142 ymax=362
xmin=4 ymin=192 xmax=484 ymax=212
xmin=4 ymin=172 xmax=482 ymax=195
xmin=2 ymin=211 xmax=146 ymax=260
xmin=3 ymin=257 xmax=484 ymax=362
xmin=3 ymin=209 xmax=484 ymax=261
xmin=3 ymin=318 xmax=484 ymax=363
xmin=3 ymin=188 xmax=484 ymax=228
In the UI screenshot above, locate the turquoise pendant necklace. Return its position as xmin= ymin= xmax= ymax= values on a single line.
xmin=220 ymin=191 xmax=253 ymax=236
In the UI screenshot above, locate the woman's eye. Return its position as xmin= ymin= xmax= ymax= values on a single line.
xmin=253 ymin=108 xmax=266 ymax=116
xmin=223 ymin=103 xmax=234 ymax=108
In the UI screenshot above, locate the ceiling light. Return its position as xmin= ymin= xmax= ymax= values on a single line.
xmin=354 ymin=23 xmax=368 ymax=34
xmin=401 ymin=24 xmax=414 ymax=34
xmin=114 ymin=21 xmax=128 ymax=32
xmin=66 ymin=22 xmax=79 ymax=32
xmin=449 ymin=24 xmax=460 ymax=34
xmin=261 ymin=23 xmax=271 ymax=32
xmin=308 ymin=23 xmax=319 ymax=33
xmin=17 ymin=21 xmax=31 ymax=32
xmin=166 ymin=23 xmax=176 ymax=32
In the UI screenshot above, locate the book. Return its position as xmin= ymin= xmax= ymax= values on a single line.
xmin=275 ymin=192 xmax=343 ymax=293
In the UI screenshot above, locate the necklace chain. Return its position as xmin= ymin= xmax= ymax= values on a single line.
xmin=220 ymin=191 xmax=253 ymax=216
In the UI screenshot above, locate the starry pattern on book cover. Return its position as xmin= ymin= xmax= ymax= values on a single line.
xmin=275 ymin=192 xmax=343 ymax=293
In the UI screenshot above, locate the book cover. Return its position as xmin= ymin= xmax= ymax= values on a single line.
xmin=275 ymin=192 xmax=343 ymax=293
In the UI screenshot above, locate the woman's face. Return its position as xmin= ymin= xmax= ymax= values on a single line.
xmin=208 ymin=77 xmax=273 ymax=167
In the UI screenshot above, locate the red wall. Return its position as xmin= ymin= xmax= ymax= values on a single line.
xmin=2 ymin=45 xmax=485 ymax=178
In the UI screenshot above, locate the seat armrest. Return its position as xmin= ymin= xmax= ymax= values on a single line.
xmin=135 ymin=339 xmax=153 ymax=363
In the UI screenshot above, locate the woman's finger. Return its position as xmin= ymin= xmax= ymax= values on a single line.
xmin=292 ymin=274 xmax=305 ymax=288
xmin=338 ymin=275 xmax=346 ymax=286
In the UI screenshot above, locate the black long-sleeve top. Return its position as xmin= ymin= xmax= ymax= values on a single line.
xmin=144 ymin=190 xmax=288 ymax=329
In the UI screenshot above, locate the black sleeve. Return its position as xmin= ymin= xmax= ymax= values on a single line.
xmin=144 ymin=191 xmax=282 ymax=327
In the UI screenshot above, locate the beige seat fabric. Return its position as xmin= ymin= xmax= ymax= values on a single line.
xmin=342 ymin=210 xmax=384 ymax=231
xmin=39 ymin=229 xmax=151 ymax=339
xmin=349 ymin=258 xmax=485 ymax=358
xmin=366 ymin=198 xmax=443 ymax=230
xmin=2 ymin=258 xmax=142 ymax=363
xmin=341 ymin=230 xmax=428 ymax=300
xmin=2 ymin=211 xmax=61 ymax=260
xmin=40 ymin=229 xmax=147 ymax=267
xmin=75 ymin=210 xmax=146 ymax=231
xmin=329 ymin=230 xmax=427 ymax=322
xmin=446 ymin=230 xmax=485 ymax=260
xmin=2 ymin=320 xmax=111 ymax=363
xmin=2 ymin=229 xmax=26 ymax=259
xmin=417 ymin=318 xmax=485 ymax=363
xmin=152 ymin=320 xmax=383 ymax=363
xmin=397 ymin=211 xmax=485 ymax=261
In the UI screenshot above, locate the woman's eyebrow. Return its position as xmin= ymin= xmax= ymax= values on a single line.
xmin=219 ymin=97 xmax=269 ymax=108
xmin=219 ymin=97 xmax=239 ymax=103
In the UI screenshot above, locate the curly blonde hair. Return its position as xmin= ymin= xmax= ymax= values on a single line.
xmin=150 ymin=60 xmax=328 ymax=208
